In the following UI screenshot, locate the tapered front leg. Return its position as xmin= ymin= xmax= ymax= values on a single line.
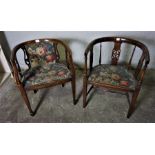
xmin=71 ymin=77 xmax=76 ymax=105
xmin=18 ymin=85 xmax=34 ymax=116
xmin=127 ymin=89 xmax=140 ymax=118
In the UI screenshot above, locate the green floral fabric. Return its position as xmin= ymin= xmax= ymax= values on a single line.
xmin=22 ymin=63 xmax=71 ymax=88
xmin=88 ymin=64 xmax=136 ymax=90
xmin=25 ymin=41 xmax=58 ymax=68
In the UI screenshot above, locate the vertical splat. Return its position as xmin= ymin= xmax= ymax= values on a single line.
xmin=111 ymin=38 xmax=122 ymax=65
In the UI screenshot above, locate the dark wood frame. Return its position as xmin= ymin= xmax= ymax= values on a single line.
xmin=83 ymin=37 xmax=150 ymax=118
xmin=10 ymin=38 xmax=76 ymax=116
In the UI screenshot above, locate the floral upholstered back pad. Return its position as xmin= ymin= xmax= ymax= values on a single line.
xmin=25 ymin=41 xmax=58 ymax=68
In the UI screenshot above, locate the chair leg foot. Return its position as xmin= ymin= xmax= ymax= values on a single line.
xmin=127 ymin=112 xmax=131 ymax=119
xmin=127 ymin=104 xmax=136 ymax=118
xmin=30 ymin=112 xmax=35 ymax=116
xmin=83 ymin=104 xmax=87 ymax=108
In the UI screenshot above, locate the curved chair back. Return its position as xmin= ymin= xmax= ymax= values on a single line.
xmin=84 ymin=37 xmax=150 ymax=80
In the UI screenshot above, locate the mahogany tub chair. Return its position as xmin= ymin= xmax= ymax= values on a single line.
xmin=10 ymin=38 xmax=76 ymax=116
xmin=83 ymin=37 xmax=150 ymax=118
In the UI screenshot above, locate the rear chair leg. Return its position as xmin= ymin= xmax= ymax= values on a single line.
xmin=71 ymin=77 xmax=76 ymax=105
xmin=83 ymin=76 xmax=87 ymax=108
xmin=18 ymin=85 xmax=34 ymax=116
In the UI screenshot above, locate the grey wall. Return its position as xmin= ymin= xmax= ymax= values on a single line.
xmin=0 ymin=31 xmax=11 ymax=64
xmin=3 ymin=31 xmax=155 ymax=69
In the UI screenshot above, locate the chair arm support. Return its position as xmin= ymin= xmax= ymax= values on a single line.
xmin=84 ymin=41 xmax=94 ymax=56
xmin=84 ymin=41 xmax=95 ymax=78
xmin=136 ymin=62 xmax=149 ymax=88
xmin=65 ymin=47 xmax=75 ymax=78
xmin=68 ymin=53 xmax=76 ymax=77
xmin=10 ymin=61 xmax=22 ymax=85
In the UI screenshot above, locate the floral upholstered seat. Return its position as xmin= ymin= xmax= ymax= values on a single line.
xmin=21 ymin=41 xmax=72 ymax=88
xmin=22 ymin=63 xmax=71 ymax=88
xmin=88 ymin=64 xmax=136 ymax=90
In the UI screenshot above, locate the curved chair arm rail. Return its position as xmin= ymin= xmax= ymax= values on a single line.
xmin=11 ymin=38 xmax=74 ymax=63
xmin=85 ymin=37 xmax=150 ymax=61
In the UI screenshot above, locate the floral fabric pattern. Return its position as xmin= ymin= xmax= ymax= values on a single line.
xmin=25 ymin=41 xmax=58 ymax=68
xmin=88 ymin=64 xmax=136 ymax=90
xmin=22 ymin=63 xmax=71 ymax=88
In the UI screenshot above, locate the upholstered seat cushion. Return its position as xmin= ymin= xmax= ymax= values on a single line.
xmin=88 ymin=64 xmax=136 ymax=90
xmin=22 ymin=63 xmax=71 ymax=88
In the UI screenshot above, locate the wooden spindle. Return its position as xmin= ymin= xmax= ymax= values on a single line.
xmin=90 ymin=47 xmax=93 ymax=72
xmin=135 ymin=54 xmax=145 ymax=78
xmin=99 ymin=43 xmax=102 ymax=65
xmin=127 ymin=45 xmax=136 ymax=70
